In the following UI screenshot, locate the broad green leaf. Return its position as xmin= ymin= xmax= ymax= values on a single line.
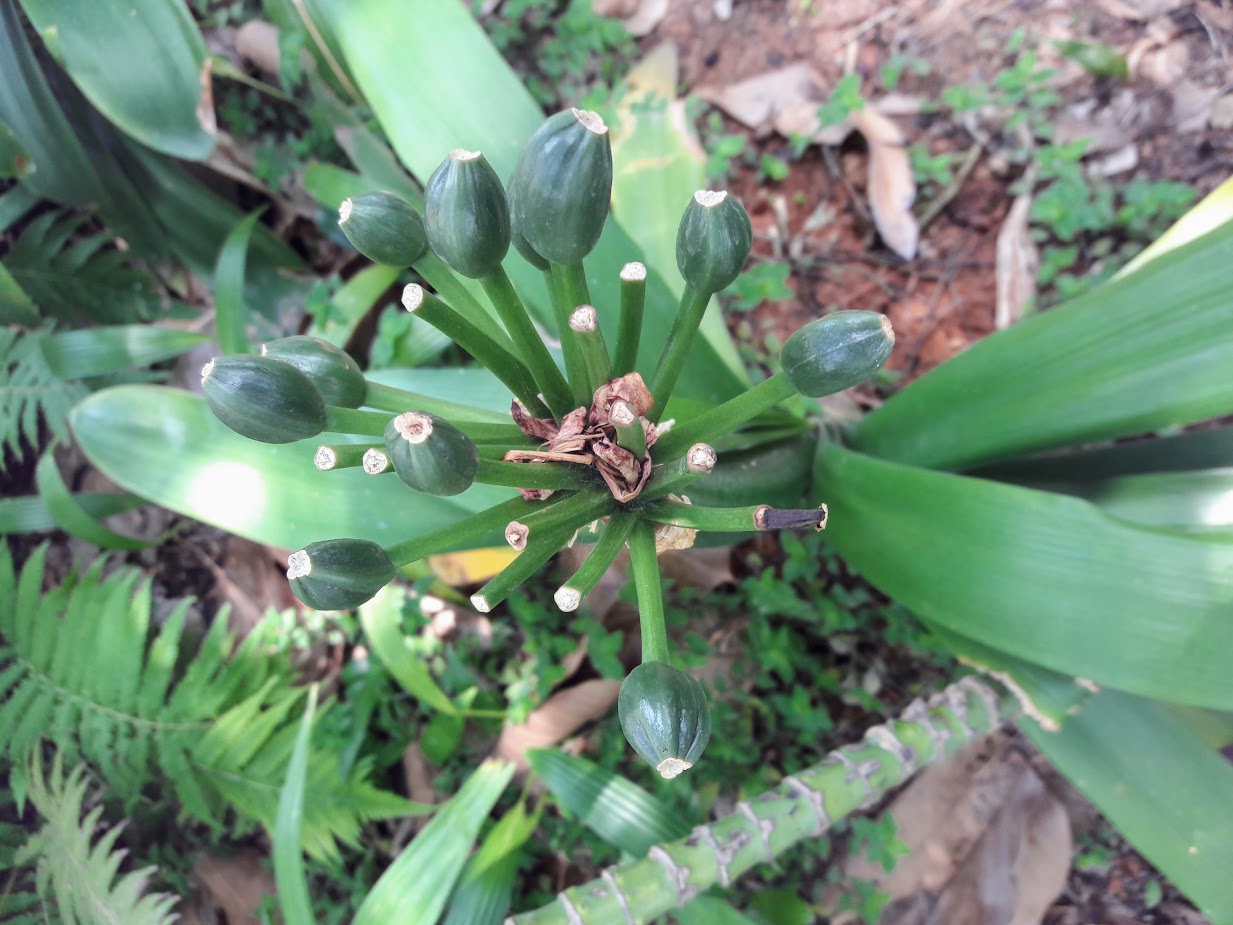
xmin=0 ymin=0 xmax=103 ymax=204
xmin=274 ymin=684 xmax=317 ymax=925
xmin=527 ymin=748 xmax=691 ymax=857
xmin=34 ymin=446 xmax=153 ymax=550
xmin=1167 ymin=704 xmax=1233 ymax=749
xmin=326 ymin=0 xmax=746 ymax=405
xmin=610 ymin=44 xmax=747 ymax=389
xmin=71 ymin=385 xmax=513 ymax=550
xmin=18 ymin=0 xmax=214 ymax=159
xmin=0 ymin=184 xmax=37 ymax=233
xmin=370 ymin=367 xmax=523 ymax=420
xmin=0 ymin=261 xmax=37 ymax=325
xmin=354 ymin=759 xmax=515 ymax=925
xmin=442 ymin=801 xmax=539 ymax=925
xmin=675 ymin=895 xmax=761 ymax=925
xmin=41 ymin=325 xmax=209 ymax=379
xmin=1118 ymin=175 xmax=1233 ymax=278
xmin=302 ymin=162 xmax=376 ymax=214
xmin=359 ymin=584 xmax=455 ymax=714
xmin=853 ymin=214 xmax=1233 ymax=470
xmin=0 ymin=116 xmax=30 ymax=178
xmin=0 ymin=491 xmax=145 ymax=535
xmin=214 ymin=211 xmax=265 ymax=355
xmin=927 ymin=628 xmax=1094 ymax=730
xmin=1023 ymin=690 xmax=1233 ymax=920
xmin=816 ymin=442 xmax=1233 ymax=708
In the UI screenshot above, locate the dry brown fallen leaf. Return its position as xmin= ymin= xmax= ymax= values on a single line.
xmin=494 ymin=678 xmax=622 ymax=769
xmin=840 ymin=733 xmax=1072 ymax=925
xmin=995 ymin=173 xmax=1038 ymax=330
xmin=849 ymin=108 xmax=918 ymax=261
xmin=191 ymin=849 xmax=276 ymax=925
xmin=235 ymin=20 xmax=280 ymax=77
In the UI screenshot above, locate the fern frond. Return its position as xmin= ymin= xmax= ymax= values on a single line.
xmin=4 ymin=209 xmax=155 ymax=324
xmin=0 ymin=326 xmax=85 ymax=471
xmin=0 ymin=544 xmax=415 ymax=859
xmin=14 ymin=752 xmax=178 ymax=925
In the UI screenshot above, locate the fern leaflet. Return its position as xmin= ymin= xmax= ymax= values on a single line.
xmin=0 ymin=544 xmax=415 ymax=860
xmin=0 ymin=326 xmax=84 ymax=471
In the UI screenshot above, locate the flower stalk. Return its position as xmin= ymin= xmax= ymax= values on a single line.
xmin=614 ymin=262 xmax=646 ymax=375
xmin=627 ymin=521 xmax=670 ymax=664
xmin=554 ymin=513 xmax=637 ymax=612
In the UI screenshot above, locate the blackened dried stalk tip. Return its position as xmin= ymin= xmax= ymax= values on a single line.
xmin=754 ymin=504 xmax=829 ymax=532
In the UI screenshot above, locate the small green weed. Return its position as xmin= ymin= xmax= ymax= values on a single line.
xmin=726 ymin=263 xmax=795 ymax=312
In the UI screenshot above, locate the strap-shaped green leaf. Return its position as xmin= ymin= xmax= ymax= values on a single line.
xmin=527 ymin=748 xmax=692 ymax=857
xmin=359 ymin=585 xmax=455 ymax=714
xmin=274 ymin=684 xmax=318 ymax=925
xmin=1024 ymin=690 xmax=1233 ymax=921
xmin=853 ymin=212 xmax=1233 ymax=470
xmin=354 ymin=759 xmax=514 ymax=925
xmin=41 ymin=325 xmax=209 ymax=379
xmin=214 ymin=211 xmax=264 ymax=355
xmin=816 ymin=442 xmax=1233 ymax=708
xmin=18 ymin=0 xmax=214 ymax=159
xmin=70 ymin=385 xmax=513 ymax=551
xmin=442 ymin=801 xmax=539 ymax=925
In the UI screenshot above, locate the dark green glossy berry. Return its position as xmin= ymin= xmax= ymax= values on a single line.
xmin=425 ymin=149 xmax=510 ymax=278
xmin=339 ymin=191 xmax=429 ymax=267
xmin=508 ymin=108 xmax=612 ymax=265
xmin=287 ymin=538 xmax=395 ymax=610
xmin=262 ymin=335 xmax=366 ymax=408
xmin=780 ymin=311 xmax=895 ymax=398
xmin=675 ymin=190 xmax=752 ymax=294
xmin=384 ymin=411 xmax=479 ymax=496
xmin=201 ymin=354 xmax=326 ymax=444
xmin=618 ymin=661 xmax=711 ymax=779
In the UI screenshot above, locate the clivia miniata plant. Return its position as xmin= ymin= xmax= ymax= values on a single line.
xmin=201 ymin=108 xmax=895 ymax=778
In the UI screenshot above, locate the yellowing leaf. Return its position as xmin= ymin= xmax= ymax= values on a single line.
xmin=851 ymin=108 xmax=918 ymax=260
xmin=427 ymin=547 xmax=520 ymax=586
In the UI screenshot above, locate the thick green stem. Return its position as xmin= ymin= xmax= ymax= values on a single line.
xmin=413 ymin=252 xmax=513 ymax=348
xmin=454 ymin=422 xmax=538 ymax=446
xmin=643 ymin=500 xmax=829 ymax=533
xmin=554 ymin=513 xmax=636 ymax=612
xmin=648 ymin=285 xmax=712 ymax=423
xmin=386 ymin=497 xmax=537 ymax=566
xmin=613 ymin=262 xmax=646 ymax=375
xmin=569 ymin=305 xmax=613 ymax=398
xmin=610 ymin=401 xmax=646 ymax=461
xmin=324 ymin=406 xmax=391 ymax=437
xmin=313 ymin=443 xmax=378 ymax=471
xmin=548 ymin=262 xmax=595 ymax=408
xmin=627 ymin=521 xmax=669 ymax=664
xmin=403 ymin=285 xmax=550 ymax=417
xmin=362 ymin=381 xmax=512 ymax=426
xmin=639 ymin=443 xmax=717 ymax=503
xmin=470 ymin=521 xmax=584 ymax=613
xmin=475 ymin=459 xmax=596 ymax=491
xmin=507 ymin=677 xmax=1019 ymax=925
xmin=510 ymin=491 xmax=615 ymax=541
xmin=654 ymin=373 xmax=796 ymax=460
xmin=479 ymin=266 xmax=573 ymax=417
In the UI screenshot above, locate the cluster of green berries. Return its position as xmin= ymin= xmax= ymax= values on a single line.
xmin=202 ymin=108 xmax=894 ymax=777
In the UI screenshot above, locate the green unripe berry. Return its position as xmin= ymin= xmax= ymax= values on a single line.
xmin=201 ymin=354 xmax=326 ymax=444
xmin=425 ymin=149 xmax=511 ymax=278
xmin=338 ymin=191 xmax=429 ymax=267
xmin=383 ymin=411 xmax=480 ymax=496
xmin=780 ymin=311 xmax=896 ymax=397
xmin=675 ymin=190 xmax=752 ymax=294
xmin=508 ymin=108 xmax=613 ymax=265
xmin=287 ymin=538 xmax=395 ymax=610
xmin=618 ymin=661 xmax=712 ymax=779
xmin=262 ymin=335 xmax=366 ymax=408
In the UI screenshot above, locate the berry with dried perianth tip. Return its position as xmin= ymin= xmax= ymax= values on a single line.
xmin=780 ymin=311 xmax=896 ymax=398
xmin=618 ymin=661 xmax=712 ymax=779
xmin=201 ymin=354 xmax=326 ymax=444
xmin=338 ymin=191 xmax=429 ymax=267
xmin=425 ymin=149 xmax=511 ymax=278
xmin=383 ymin=411 xmax=479 ymax=496
xmin=508 ymin=108 xmax=613 ymax=265
xmin=262 ymin=335 xmax=366 ymax=408
xmin=676 ymin=190 xmax=753 ymax=294
xmin=287 ymin=538 xmax=396 ymax=610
